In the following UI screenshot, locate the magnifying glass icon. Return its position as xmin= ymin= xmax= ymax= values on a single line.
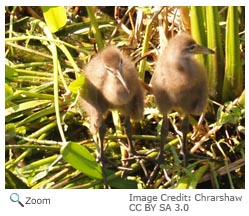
xmin=10 ymin=193 xmax=24 ymax=207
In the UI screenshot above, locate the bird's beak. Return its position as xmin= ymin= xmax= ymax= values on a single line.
xmin=195 ymin=45 xmax=215 ymax=55
xmin=115 ymin=69 xmax=130 ymax=94
xmin=105 ymin=65 xmax=130 ymax=94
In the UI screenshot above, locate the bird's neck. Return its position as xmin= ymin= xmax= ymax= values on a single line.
xmin=168 ymin=53 xmax=194 ymax=72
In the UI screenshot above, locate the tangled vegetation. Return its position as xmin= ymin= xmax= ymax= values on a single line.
xmin=5 ymin=6 xmax=245 ymax=189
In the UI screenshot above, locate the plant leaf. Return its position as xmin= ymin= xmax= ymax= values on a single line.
xmin=68 ymin=76 xmax=85 ymax=93
xmin=42 ymin=6 xmax=67 ymax=33
xmin=176 ymin=165 xmax=208 ymax=189
xmin=5 ymin=64 xmax=18 ymax=81
xmin=61 ymin=142 xmax=102 ymax=180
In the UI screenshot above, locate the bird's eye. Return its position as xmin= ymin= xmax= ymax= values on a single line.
xmin=104 ymin=65 xmax=114 ymax=73
xmin=188 ymin=44 xmax=197 ymax=52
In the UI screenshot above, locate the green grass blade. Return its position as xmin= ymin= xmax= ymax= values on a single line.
xmin=5 ymin=100 xmax=51 ymax=122
xmin=206 ymin=6 xmax=225 ymax=101
xmin=222 ymin=6 xmax=243 ymax=101
xmin=86 ymin=6 xmax=104 ymax=50
xmin=190 ymin=6 xmax=207 ymax=65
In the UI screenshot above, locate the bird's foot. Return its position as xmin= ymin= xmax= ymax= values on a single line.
xmin=125 ymin=150 xmax=154 ymax=160
xmin=97 ymin=154 xmax=133 ymax=171
xmin=146 ymin=151 xmax=165 ymax=187
xmin=120 ymin=143 xmax=157 ymax=161
xmin=96 ymin=155 xmax=109 ymax=188
xmin=119 ymin=147 xmax=157 ymax=179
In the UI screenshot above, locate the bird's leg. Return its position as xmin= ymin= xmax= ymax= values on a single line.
xmin=97 ymin=122 xmax=108 ymax=188
xmin=122 ymin=117 xmax=148 ymax=176
xmin=123 ymin=116 xmax=136 ymax=156
xmin=158 ymin=115 xmax=169 ymax=163
xmin=181 ymin=115 xmax=189 ymax=166
xmin=96 ymin=121 xmax=133 ymax=176
xmin=123 ymin=117 xmax=149 ymax=158
xmin=181 ymin=115 xmax=217 ymax=165
xmin=146 ymin=115 xmax=168 ymax=186
xmin=98 ymin=123 xmax=106 ymax=164
xmin=123 ymin=117 xmax=143 ymax=158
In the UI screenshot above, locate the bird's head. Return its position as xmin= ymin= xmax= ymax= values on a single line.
xmin=169 ymin=33 xmax=215 ymax=58
xmin=101 ymin=46 xmax=130 ymax=93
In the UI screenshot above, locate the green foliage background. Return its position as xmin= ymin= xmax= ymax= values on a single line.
xmin=5 ymin=6 xmax=245 ymax=189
